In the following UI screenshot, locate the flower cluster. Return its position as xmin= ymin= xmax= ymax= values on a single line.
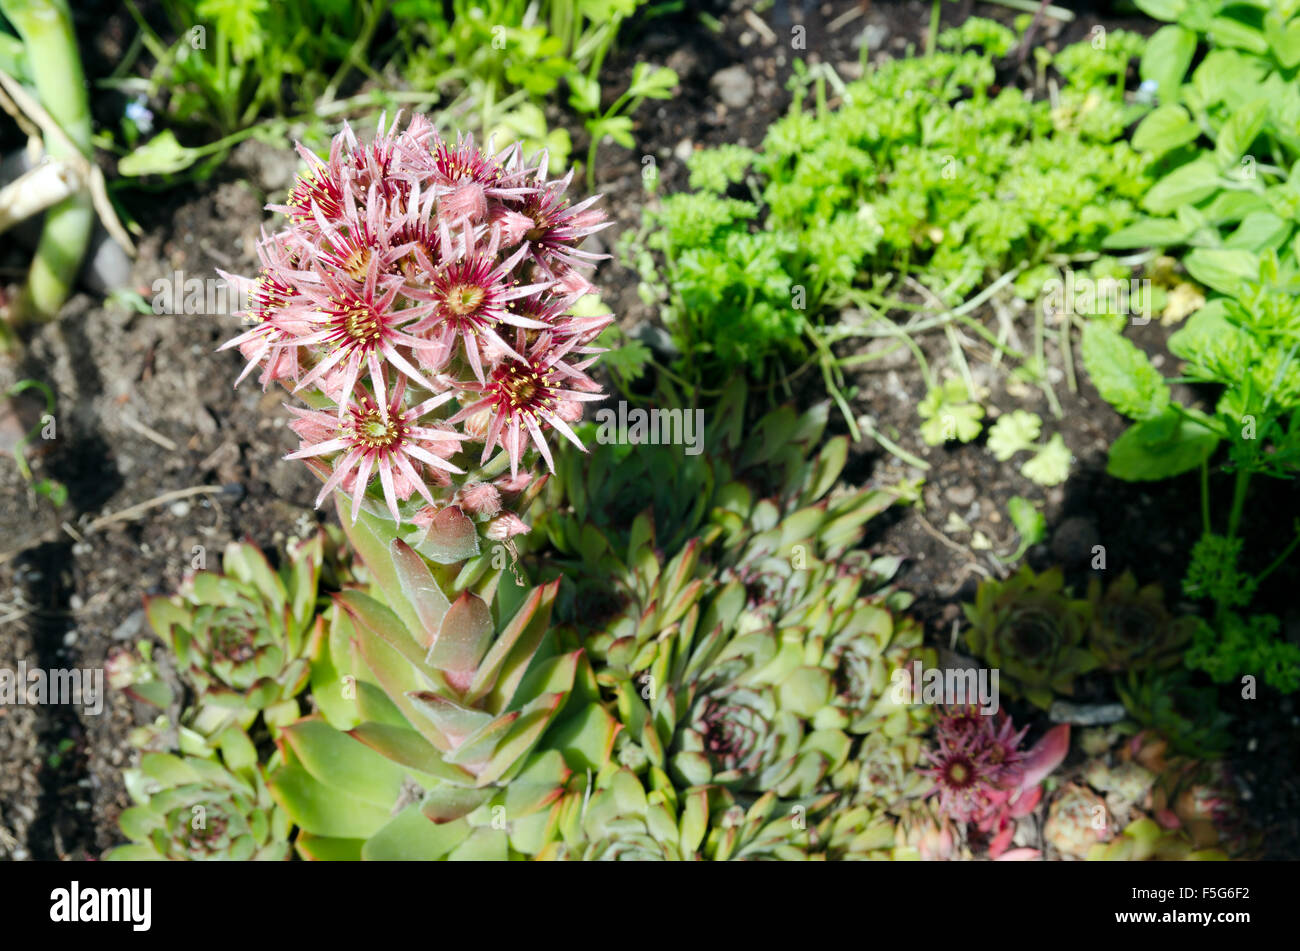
xmin=919 ymin=705 xmax=1069 ymax=858
xmin=219 ymin=115 xmax=612 ymax=525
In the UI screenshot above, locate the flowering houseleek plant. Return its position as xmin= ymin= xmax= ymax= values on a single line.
xmin=219 ymin=113 xmax=612 ymax=532
xmin=920 ymin=706 xmax=1070 ymax=859
xmin=201 ymin=115 xmax=623 ymax=860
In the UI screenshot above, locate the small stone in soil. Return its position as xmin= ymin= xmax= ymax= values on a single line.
xmin=945 ymin=484 xmax=976 ymax=507
xmin=855 ymin=23 xmax=888 ymax=51
xmin=710 ymin=65 xmax=755 ymax=109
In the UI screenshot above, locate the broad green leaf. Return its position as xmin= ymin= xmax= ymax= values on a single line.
xmin=1080 ymin=324 xmax=1170 ymax=421
xmin=1133 ymin=104 xmax=1201 ymax=155
xmin=295 ymin=834 xmax=365 ymax=861
xmin=428 ymin=591 xmax=494 ymax=677
xmin=407 ymin=692 xmax=496 ymax=748
xmin=472 ymin=696 xmax=565 ymax=785
xmin=1224 ymin=211 xmax=1291 ymax=252
xmin=1142 ymin=155 xmax=1221 ymax=215
xmin=337 ymin=590 xmax=432 ymax=678
xmin=1202 ymin=188 xmax=1271 ymax=224
xmin=1106 ymin=409 xmax=1221 ymax=481
xmin=1267 ymin=13 xmax=1300 ymax=67
xmin=413 ymin=505 xmax=480 ymax=565
xmin=1102 ymin=215 xmax=1196 ymax=249
xmin=140 ymin=752 xmax=201 ymax=787
xmin=268 ymin=761 xmax=392 ymax=839
xmin=391 ymin=539 xmax=450 ymax=647
xmin=1207 ymin=16 xmax=1268 ymax=55
xmin=1183 ymin=248 xmax=1259 ymax=294
xmin=1140 ymin=25 xmax=1197 ymax=101
xmin=1215 ymin=99 xmax=1268 ymax=168
xmin=347 ymin=722 xmax=471 ymax=782
xmin=467 ymin=579 xmax=558 ymax=707
xmin=446 ymin=827 xmax=508 ymax=860
xmin=419 ymin=785 xmax=494 ymax=823
xmin=542 ymin=701 xmax=621 ymax=773
xmin=335 ymin=495 xmax=423 ymax=636
xmin=1134 ymin=0 xmax=1186 ymax=20
xmin=280 ymin=717 xmax=407 ymax=808
xmin=363 ymin=806 xmax=469 ymax=860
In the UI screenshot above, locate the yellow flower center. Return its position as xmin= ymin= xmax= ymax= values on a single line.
xmin=446 ymin=284 xmax=485 ymax=316
xmin=341 ymin=302 xmax=382 ymax=343
xmin=350 ymin=411 xmax=403 ymax=450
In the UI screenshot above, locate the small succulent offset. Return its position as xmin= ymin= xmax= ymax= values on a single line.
xmin=219 ymin=114 xmax=612 ymax=528
xmin=1087 ymin=571 xmax=1196 ymax=672
xmin=538 ymin=766 xmax=833 ymax=861
xmin=142 ymin=535 xmax=325 ymax=751
xmin=107 ymin=750 xmax=290 ymax=861
xmin=962 ymin=566 xmax=1097 ymax=709
xmin=1112 ymin=670 xmax=1232 ymax=758
xmin=919 ymin=706 xmax=1069 ymax=859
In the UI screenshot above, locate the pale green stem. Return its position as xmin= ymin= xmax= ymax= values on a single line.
xmin=1 ymin=0 xmax=93 ymax=325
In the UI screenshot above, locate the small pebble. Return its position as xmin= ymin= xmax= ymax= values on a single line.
xmin=710 ymin=65 xmax=755 ymax=109
xmin=170 ymin=501 xmax=191 ymax=518
xmin=855 ymin=23 xmax=888 ymax=51
xmin=945 ymin=484 xmax=976 ymax=507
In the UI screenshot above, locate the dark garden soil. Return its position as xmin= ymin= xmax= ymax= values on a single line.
xmin=0 ymin=0 xmax=1295 ymax=861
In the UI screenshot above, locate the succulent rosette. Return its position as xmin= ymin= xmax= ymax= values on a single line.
xmin=1044 ymin=783 xmax=1113 ymax=858
xmin=218 ymin=115 xmax=612 ymax=534
xmin=107 ymin=750 xmax=289 ymax=861
xmin=143 ymin=536 xmax=325 ymax=747
xmin=1086 ymin=571 xmax=1195 ymax=672
xmin=603 ymin=544 xmax=931 ymax=801
xmin=1067 ymin=730 xmax=1254 ymax=861
xmin=893 ymin=799 xmax=962 ymax=861
xmin=962 ymin=566 xmax=1097 ymax=708
xmin=538 ymin=767 xmax=832 ymax=861
xmin=532 ymin=386 xmax=928 ymax=803
xmin=541 ymin=767 xmax=701 ymax=861
xmin=261 ymin=540 xmax=621 ymax=861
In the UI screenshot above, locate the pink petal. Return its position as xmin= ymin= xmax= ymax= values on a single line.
xmin=1019 ymin=724 xmax=1070 ymax=790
